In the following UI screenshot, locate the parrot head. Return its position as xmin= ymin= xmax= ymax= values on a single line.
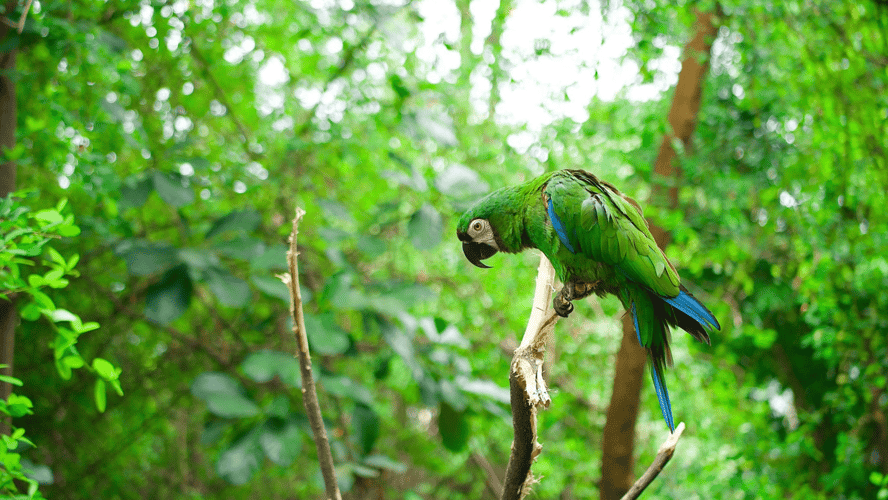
xmin=456 ymin=218 xmax=499 ymax=268
xmin=457 ymin=187 xmax=518 ymax=268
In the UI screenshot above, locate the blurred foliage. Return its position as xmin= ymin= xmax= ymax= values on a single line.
xmin=1 ymin=0 xmax=887 ymax=498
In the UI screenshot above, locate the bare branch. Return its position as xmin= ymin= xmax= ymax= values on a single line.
xmin=619 ymin=422 xmax=686 ymax=500
xmin=501 ymin=254 xmax=559 ymax=500
xmin=16 ymin=0 xmax=32 ymax=32
xmin=189 ymin=42 xmax=257 ymax=161
xmin=471 ymin=449 xmax=504 ymax=499
xmin=281 ymin=208 xmax=342 ymax=500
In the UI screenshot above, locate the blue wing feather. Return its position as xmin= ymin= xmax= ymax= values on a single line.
xmin=547 ymin=198 xmax=576 ymax=253
xmin=631 ymin=301 xmax=642 ymax=344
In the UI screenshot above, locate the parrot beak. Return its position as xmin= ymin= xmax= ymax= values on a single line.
xmin=462 ymin=242 xmax=497 ymax=269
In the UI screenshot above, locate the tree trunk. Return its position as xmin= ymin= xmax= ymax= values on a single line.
xmin=599 ymin=10 xmax=717 ymax=500
xmin=600 ymin=314 xmax=648 ymax=500
xmin=1 ymin=0 xmax=19 ymax=436
xmin=486 ymin=0 xmax=511 ymax=122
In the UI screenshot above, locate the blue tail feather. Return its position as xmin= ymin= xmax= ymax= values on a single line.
xmin=651 ymin=364 xmax=675 ymax=433
xmin=663 ymin=289 xmax=719 ymax=330
xmin=630 ymin=299 xmax=674 ymax=431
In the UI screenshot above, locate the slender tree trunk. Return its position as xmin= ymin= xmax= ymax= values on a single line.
xmin=454 ymin=0 xmax=474 ymax=137
xmin=486 ymin=0 xmax=511 ymax=122
xmin=599 ymin=10 xmax=718 ymax=500
xmin=1 ymin=0 xmax=20 ymax=436
xmin=600 ymin=315 xmax=647 ymax=500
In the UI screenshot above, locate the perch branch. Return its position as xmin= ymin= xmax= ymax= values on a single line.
xmin=282 ymin=208 xmax=342 ymax=500
xmin=619 ymin=422 xmax=686 ymax=500
xmin=501 ymin=254 xmax=559 ymax=500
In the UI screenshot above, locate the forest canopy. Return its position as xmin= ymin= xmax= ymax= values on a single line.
xmin=1 ymin=0 xmax=887 ymax=499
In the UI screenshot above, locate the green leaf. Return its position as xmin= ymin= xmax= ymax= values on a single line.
xmin=251 ymin=275 xmax=291 ymax=301
xmin=205 ymin=394 xmax=261 ymax=418
xmin=20 ymin=458 xmax=53 ymax=485
xmin=27 ymin=289 xmax=55 ymax=310
xmin=94 ymin=379 xmax=107 ymax=412
xmin=145 ymin=265 xmax=192 ymax=325
xmin=27 ymin=274 xmax=46 ymax=288
xmin=217 ymin=432 xmax=263 ymax=485
xmin=206 ymin=267 xmax=251 ymax=307
xmin=318 ymin=199 xmax=355 ymax=225
xmin=92 ymin=358 xmax=118 ymax=380
xmin=33 ymin=209 xmax=63 ymax=225
xmin=201 ymin=421 xmax=228 ymax=446
xmin=407 ymin=204 xmax=442 ymax=250
xmin=47 ymin=246 xmax=66 ymax=267
xmin=46 ymin=308 xmax=79 ymax=325
xmin=259 ymin=418 xmax=303 ymax=466
xmin=352 ymin=404 xmax=380 ymax=456
xmin=303 ymin=313 xmax=350 ymax=355
xmin=6 ymin=394 xmax=34 ymax=418
xmin=119 ymin=176 xmax=154 ymax=210
xmin=212 ymin=237 xmax=265 ymax=260
xmin=191 ymin=372 xmax=244 ymax=400
xmin=192 ymin=373 xmax=260 ymax=418
xmin=357 ymin=235 xmax=386 ymax=257
xmin=438 ymin=402 xmax=469 ymax=452
xmin=206 ymin=210 xmax=262 ymax=239
xmin=177 ymin=248 xmax=218 ymax=269
xmin=363 ymin=454 xmax=407 ymax=474
xmin=240 ymin=350 xmax=301 ymax=387
xmin=118 ymin=241 xmax=179 ymax=276
xmin=20 ymin=303 xmax=41 ymax=321
xmin=249 ymin=244 xmax=289 ymax=271
xmin=56 ymin=220 xmax=80 ymax=237
xmin=350 ymin=462 xmax=380 ymax=478
xmin=321 ymin=375 xmax=372 ymax=405
xmin=153 ymin=171 xmax=194 ymax=207
xmin=0 ymin=374 xmax=22 ymax=386
xmin=266 ymin=395 xmax=290 ymax=418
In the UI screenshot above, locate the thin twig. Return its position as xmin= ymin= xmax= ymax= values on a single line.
xmin=16 ymin=0 xmax=32 ymax=33
xmin=471 ymin=449 xmax=504 ymax=499
xmin=281 ymin=208 xmax=342 ymax=500
xmin=501 ymin=254 xmax=558 ymax=500
xmin=619 ymin=422 xmax=686 ymax=500
xmin=189 ymin=41 xmax=257 ymax=160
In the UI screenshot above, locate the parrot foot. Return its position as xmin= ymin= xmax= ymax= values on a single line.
xmin=553 ymin=281 xmax=599 ymax=317
xmin=553 ymin=293 xmax=574 ymax=317
xmin=571 ymin=281 xmax=598 ymax=299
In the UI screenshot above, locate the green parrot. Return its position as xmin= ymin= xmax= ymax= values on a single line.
xmin=456 ymin=169 xmax=720 ymax=432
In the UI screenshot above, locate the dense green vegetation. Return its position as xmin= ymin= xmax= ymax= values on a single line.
xmin=1 ymin=0 xmax=887 ymax=498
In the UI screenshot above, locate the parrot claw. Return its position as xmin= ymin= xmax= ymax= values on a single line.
xmin=553 ymin=292 xmax=574 ymax=317
xmin=553 ymin=281 xmax=600 ymax=317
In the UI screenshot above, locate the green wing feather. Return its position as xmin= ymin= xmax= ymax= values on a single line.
xmin=545 ymin=170 xmax=681 ymax=297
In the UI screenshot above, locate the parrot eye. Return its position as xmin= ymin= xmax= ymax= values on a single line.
xmin=470 ymin=220 xmax=484 ymax=234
